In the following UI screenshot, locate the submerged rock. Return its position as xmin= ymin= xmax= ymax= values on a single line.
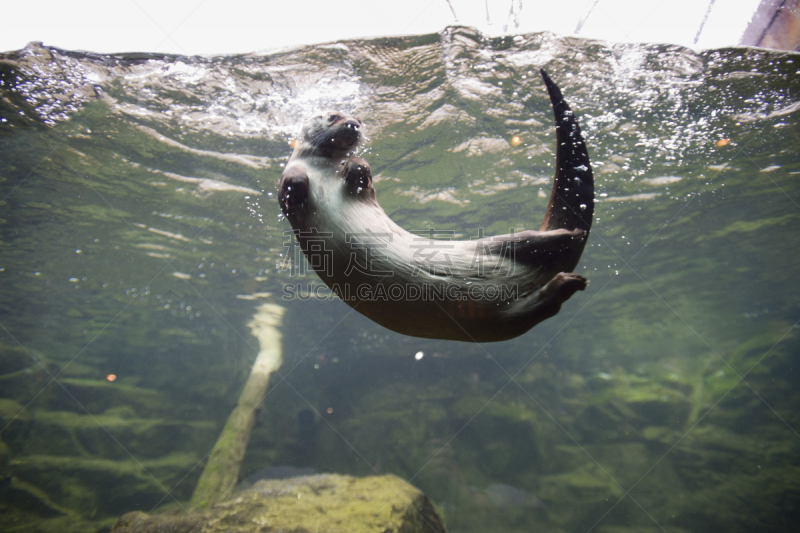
xmin=236 ymin=465 xmax=317 ymax=490
xmin=474 ymin=483 xmax=545 ymax=509
xmin=10 ymin=452 xmax=202 ymax=517
xmin=112 ymin=473 xmax=447 ymax=533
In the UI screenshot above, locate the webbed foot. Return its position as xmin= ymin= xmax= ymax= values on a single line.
xmin=544 ymin=272 xmax=588 ymax=303
xmin=278 ymin=166 xmax=310 ymax=218
xmin=342 ymin=157 xmax=373 ymax=196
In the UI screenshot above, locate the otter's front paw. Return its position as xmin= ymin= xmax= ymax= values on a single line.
xmin=278 ymin=166 xmax=309 ymax=217
xmin=341 ymin=157 xmax=372 ymax=195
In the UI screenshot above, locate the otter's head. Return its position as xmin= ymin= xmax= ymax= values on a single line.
xmin=298 ymin=112 xmax=364 ymax=158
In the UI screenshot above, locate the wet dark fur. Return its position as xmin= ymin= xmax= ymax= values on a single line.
xmin=278 ymin=70 xmax=593 ymax=342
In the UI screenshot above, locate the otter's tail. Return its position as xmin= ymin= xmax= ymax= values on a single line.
xmin=539 ymin=69 xmax=594 ymax=235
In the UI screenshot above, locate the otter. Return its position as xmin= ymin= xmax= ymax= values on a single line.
xmin=278 ymin=69 xmax=593 ymax=342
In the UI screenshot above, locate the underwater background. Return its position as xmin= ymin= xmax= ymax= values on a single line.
xmin=1 ymin=27 xmax=799 ymax=532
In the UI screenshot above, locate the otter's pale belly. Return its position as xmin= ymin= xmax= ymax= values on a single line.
xmin=278 ymin=70 xmax=593 ymax=342
xmin=294 ymin=169 xmax=585 ymax=342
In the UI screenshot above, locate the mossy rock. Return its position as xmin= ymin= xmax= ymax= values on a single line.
xmin=49 ymin=378 xmax=168 ymax=417
xmin=0 ymin=475 xmax=121 ymax=532
xmin=0 ymin=364 xmax=62 ymax=404
xmin=0 ymin=398 xmax=30 ymax=452
xmin=578 ymin=381 xmax=693 ymax=439
xmin=614 ymin=384 xmax=692 ymax=428
xmin=537 ymin=463 xmax=626 ymax=530
xmin=0 ymin=343 xmax=36 ymax=375
xmin=113 ymin=473 xmax=446 ymax=533
xmin=538 ymin=463 xmax=623 ymax=505
xmin=24 ymin=410 xmax=216 ymax=459
xmin=0 ymin=476 xmax=71 ymax=519
xmin=597 ymin=525 xmax=689 ymax=533
xmin=9 ymin=452 xmax=201 ymax=517
xmin=674 ymin=464 xmax=800 ymax=532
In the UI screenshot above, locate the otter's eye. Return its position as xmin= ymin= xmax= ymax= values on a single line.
xmin=328 ymin=114 xmax=341 ymax=123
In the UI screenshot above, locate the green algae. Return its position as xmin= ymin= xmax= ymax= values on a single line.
xmin=10 ymin=452 xmax=201 ymax=516
xmin=24 ymin=411 xmax=215 ymax=459
xmin=698 ymin=213 xmax=799 ymax=241
xmin=113 ymin=474 xmax=447 ymax=533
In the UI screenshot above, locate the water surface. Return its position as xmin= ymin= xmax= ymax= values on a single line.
xmin=1 ymin=28 xmax=798 ymax=532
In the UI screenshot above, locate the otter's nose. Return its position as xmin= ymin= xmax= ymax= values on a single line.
xmin=344 ymin=119 xmax=361 ymax=131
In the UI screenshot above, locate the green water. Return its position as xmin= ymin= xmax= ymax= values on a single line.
xmin=1 ymin=28 xmax=799 ymax=532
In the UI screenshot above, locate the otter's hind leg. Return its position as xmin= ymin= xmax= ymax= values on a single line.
xmin=522 ymin=272 xmax=588 ymax=323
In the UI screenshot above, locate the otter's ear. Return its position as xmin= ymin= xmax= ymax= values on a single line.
xmin=278 ymin=166 xmax=310 ymax=218
xmin=342 ymin=157 xmax=373 ymax=196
